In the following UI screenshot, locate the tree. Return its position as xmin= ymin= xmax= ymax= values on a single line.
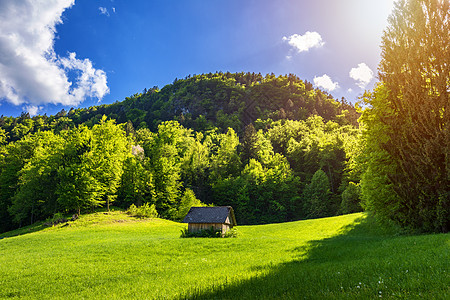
xmin=9 ymin=131 xmax=64 ymax=224
xmin=0 ymin=135 xmax=42 ymax=230
xmin=0 ymin=128 xmax=7 ymax=145
xmin=117 ymin=154 xmax=154 ymax=208
xmin=90 ymin=116 xmax=130 ymax=211
xmin=241 ymin=124 xmax=259 ymax=165
xmin=340 ymin=182 xmax=362 ymax=214
xmin=142 ymin=121 xmax=194 ymax=217
xmin=57 ymin=126 xmax=101 ymax=214
xmin=209 ymin=128 xmax=241 ymax=183
xmin=360 ymin=0 xmax=449 ymax=232
xmin=179 ymin=132 xmax=211 ymax=201
xmin=174 ymin=188 xmax=205 ymax=221
xmin=302 ymin=169 xmax=332 ymax=219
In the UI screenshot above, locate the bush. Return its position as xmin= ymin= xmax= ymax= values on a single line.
xmin=223 ymin=227 xmax=239 ymax=238
xmin=127 ymin=203 xmax=158 ymax=218
xmin=180 ymin=227 xmax=238 ymax=238
xmin=180 ymin=227 xmax=222 ymax=238
xmin=44 ymin=213 xmax=68 ymax=226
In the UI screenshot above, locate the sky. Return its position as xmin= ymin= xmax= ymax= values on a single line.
xmin=0 ymin=0 xmax=396 ymax=117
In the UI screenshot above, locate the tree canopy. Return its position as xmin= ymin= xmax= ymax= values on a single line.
xmin=359 ymin=0 xmax=449 ymax=233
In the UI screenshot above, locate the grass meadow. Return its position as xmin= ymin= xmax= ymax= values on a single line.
xmin=0 ymin=211 xmax=448 ymax=299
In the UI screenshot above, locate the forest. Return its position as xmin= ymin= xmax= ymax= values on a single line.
xmin=0 ymin=0 xmax=448 ymax=234
xmin=0 ymin=73 xmax=362 ymax=233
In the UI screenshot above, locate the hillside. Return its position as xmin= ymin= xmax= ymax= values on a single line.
xmin=0 ymin=72 xmax=359 ymax=144
xmin=0 ymin=212 xmax=448 ymax=299
xmin=0 ymin=72 xmax=362 ymax=233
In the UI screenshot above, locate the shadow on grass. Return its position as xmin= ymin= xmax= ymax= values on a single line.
xmin=185 ymin=215 xmax=449 ymax=299
xmin=0 ymin=207 xmax=123 ymax=239
xmin=0 ymin=221 xmax=49 ymax=239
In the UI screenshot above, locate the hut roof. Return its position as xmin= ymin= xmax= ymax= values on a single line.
xmin=182 ymin=206 xmax=237 ymax=226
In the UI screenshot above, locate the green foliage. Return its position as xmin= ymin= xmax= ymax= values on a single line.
xmin=340 ymin=182 xmax=362 ymax=214
xmin=174 ymin=188 xmax=205 ymax=221
xmin=0 ymin=135 xmax=40 ymax=231
xmin=0 ymin=73 xmax=363 ymax=231
xmin=180 ymin=226 xmax=238 ymax=238
xmin=9 ymin=131 xmax=64 ymax=224
xmin=223 ymin=227 xmax=239 ymax=238
xmin=213 ymin=150 xmax=301 ymax=224
xmin=44 ymin=213 xmax=67 ymax=225
xmin=141 ymin=121 xmax=194 ymax=217
xmin=0 ymin=128 xmax=7 ymax=145
xmin=209 ymin=127 xmax=241 ymax=183
xmin=0 ymin=72 xmax=358 ymax=146
xmin=117 ymin=154 xmax=154 ymax=208
xmin=180 ymin=227 xmax=222 ymax=238
xmin=359 ymin=0 xmax=449 ymax=232
xmin=302 ymin=169 xmax=333 ymax=219
xmin=126 ymin=203 xmax=158 ymax=218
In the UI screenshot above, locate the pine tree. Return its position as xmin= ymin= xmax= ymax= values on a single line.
xmin=360 ymin=0 xmax=449 ymax=232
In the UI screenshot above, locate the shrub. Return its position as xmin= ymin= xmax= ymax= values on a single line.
xmin=180 ymin=227 xmax=238 ymax=238
xmin=44 ymin=213 xmax=68 ymax=226
xmin=180 ymin=227 xmax=222 ymax=238
xmin=223 ymin=227 xmax=239 ymax=238
xmin=127 ymin=203 xmax=158 ymax=218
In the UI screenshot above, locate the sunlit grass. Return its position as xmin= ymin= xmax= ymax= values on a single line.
xmin=0 ymin=212 xmax=448 ymax=299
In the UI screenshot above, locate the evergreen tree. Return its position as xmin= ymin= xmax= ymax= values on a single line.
xmin=360 ymin=0 xmax=449 ymax=232
xmin=302 ymin=169 xmax=332 ymax=219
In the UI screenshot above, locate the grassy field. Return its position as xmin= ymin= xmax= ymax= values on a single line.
xmin=0 ymin=211 xmax=448 ymax=299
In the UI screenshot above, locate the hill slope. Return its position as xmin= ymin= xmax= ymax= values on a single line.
xmin=0 ymin=212 xmax=448 ymax=299
xmin=0 ymin=72 xmax=359 ymax=144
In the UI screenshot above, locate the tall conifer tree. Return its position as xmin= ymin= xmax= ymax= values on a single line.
xmin=361 ymin=0 xmax=449 ymax=232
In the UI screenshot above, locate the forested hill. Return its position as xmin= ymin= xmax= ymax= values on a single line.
xmin=0 ymin=72 xmax=358 ymax=142
xmin=112 ymin=72 xmax=359 ymax=133
xmin=0 ymin=72 xmax=362 ymax=233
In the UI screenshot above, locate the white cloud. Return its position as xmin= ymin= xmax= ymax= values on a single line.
xmin=99 ymin=7 xmax=110 ymax=16
xmin=347 ymin=88 xmax=353 ymax=93
xmin=0 ymin=0 xmax=109 ymax=107
xmin=282 ymin=31 xmax=324 ymax=53
xmin=313 ymin=74 xmax=339 ymax=92
xmin=349 ymin=63 xmax=374 ymax=89
xmin=24 ymin=105 xmax=42 ymax=116
xmin=60 ymin=52 xmax=109 ymax=102
xmin=112 ymin=7 xmax=116 ymax=13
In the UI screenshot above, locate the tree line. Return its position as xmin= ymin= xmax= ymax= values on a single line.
xmin=0 ymin=72 xmax=358 ymax=144
xmin=0 ymin=114 xmax=361 ymax=233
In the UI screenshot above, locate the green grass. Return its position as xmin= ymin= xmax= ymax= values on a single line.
xmin=0 ymin=212 xmax=448 ymax=299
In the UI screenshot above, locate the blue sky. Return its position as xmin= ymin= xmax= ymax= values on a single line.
xmin=0 ymin=0 xmax=395 ymax=117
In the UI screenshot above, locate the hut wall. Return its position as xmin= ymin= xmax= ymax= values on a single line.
xmin=188 ymin=223 xmax=223 ymax=233
xmin=222 ymin=224 xmax=230 ymax=233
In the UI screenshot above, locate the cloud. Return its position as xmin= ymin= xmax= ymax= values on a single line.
xmin=282 ymin=31 xmax=324 ymax=53
xmin=349 ymin=63 xmax=374 ymax=89
xmin=99 ymin=7 xmax=110 ymax=16
xmin=313 ymin=74 xmax=339 ymax=92
xmin=60 ymin=52 xmax=109 ymax=102
xmin=0 ymin=0 xmax=109 ymax=107
xmin=24 ymin=105 xmax=42 ymax=116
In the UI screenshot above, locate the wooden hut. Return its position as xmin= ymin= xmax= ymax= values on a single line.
xmin=183 ymin=206 xmax=237 ymax=235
